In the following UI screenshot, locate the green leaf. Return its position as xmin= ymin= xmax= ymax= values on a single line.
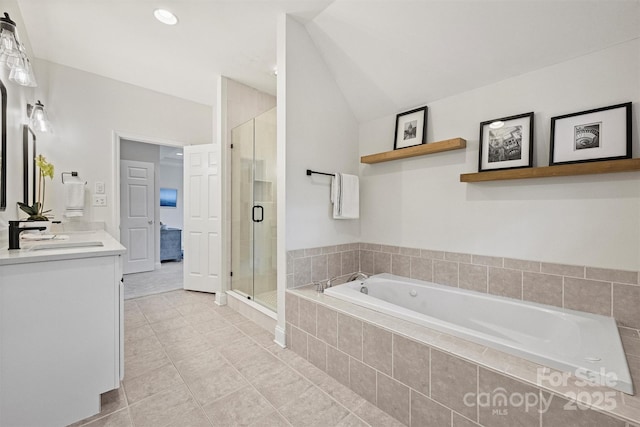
xmin=17 ymin=202 xmax=38 ymax=216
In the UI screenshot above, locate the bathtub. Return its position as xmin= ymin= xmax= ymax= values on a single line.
xmin=324 ymin=273 xmax=633 ymax=394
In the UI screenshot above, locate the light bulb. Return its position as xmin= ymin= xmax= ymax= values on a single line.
xmin=154 ymin=9 xmax=178 ymax=25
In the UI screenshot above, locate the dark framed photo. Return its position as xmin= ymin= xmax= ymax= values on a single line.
xmin=394 ymin=106 xmax=427 ymax=150
xmin=478 ymin=112 xmax=534 ymax=172
xmin=550 ymin=102 xmax=631 ymax=166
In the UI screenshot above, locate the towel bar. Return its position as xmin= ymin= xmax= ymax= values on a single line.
xmin=306 ymin=169 xmax=335 ymax=177
xmin=61 ymin=171 xmax=87 ymax=184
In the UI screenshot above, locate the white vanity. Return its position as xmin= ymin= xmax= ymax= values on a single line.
xmin=0 ymin=229 xmax=126 ymax=426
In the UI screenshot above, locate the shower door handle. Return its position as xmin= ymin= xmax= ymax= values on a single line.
xmin=252 ymin=205 xmax=264 ymax=223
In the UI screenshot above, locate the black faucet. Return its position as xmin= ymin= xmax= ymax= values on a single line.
xmin=8 ymin=220 xmax=47 ymax=250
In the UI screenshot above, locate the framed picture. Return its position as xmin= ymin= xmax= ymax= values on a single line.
xmin=550 ymin=102 xmax=631 ymax=166
xmin=394 ymin=106 xmax=427 ymax=150
xmin=478 ymin=112 xmax=534 ymax=172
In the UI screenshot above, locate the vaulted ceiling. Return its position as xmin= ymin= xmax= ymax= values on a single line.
xmin=17 ymin=0 xmax=640 ymax=123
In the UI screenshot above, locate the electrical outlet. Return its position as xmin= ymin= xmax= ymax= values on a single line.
xmin=94 ymin=181 xmax=105 ymax=194
xmin=92 ymin=195 xmax=107 ymax=207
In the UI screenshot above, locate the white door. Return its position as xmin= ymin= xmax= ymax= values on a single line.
xmin=120 ymin=160 xmax=155 ymax=274
xmin=183 ymin=145 xmax=221 ymax=293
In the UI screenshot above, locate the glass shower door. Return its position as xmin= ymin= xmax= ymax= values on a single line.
xmin=230 ymin=107 xmax=277 ymax=311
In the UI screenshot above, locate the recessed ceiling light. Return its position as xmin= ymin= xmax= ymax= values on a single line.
xmin=154 ymin=9 xmax=178 ymax=25
xmin=176 ymin=152 xmax=183 ymax=156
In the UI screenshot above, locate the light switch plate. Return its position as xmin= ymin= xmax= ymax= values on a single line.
xmin=94 ymin=181 xmax=105 ymax=194
xmin=92 ymin=195 xmax=107 ymax=207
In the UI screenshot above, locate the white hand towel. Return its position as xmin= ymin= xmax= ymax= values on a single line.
xmin=64 ymin=180 xmax=85 ymax=217
xmin=331 ymin=174 xmax=341 ymax=218
xmin=331 ymin=173 xmax=359 ymax=219
xmin=337 ymin=173 xmax=359 ymax=219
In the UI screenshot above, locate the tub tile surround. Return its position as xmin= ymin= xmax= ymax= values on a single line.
xmin=288 ymin=243 xmax=640 ymax=330
xmin=286 ymin=287 xmax=640 ymax=427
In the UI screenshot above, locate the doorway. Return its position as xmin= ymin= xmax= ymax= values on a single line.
xmin=118 ymin=138 xmax=185 ymax=299
xmin=230 ymin=107 xmax=277 ymax=311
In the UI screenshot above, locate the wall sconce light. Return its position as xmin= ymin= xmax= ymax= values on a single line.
xmin=0 ymin=13 xmax=37 ymax=87
xmin=27 ymin=101 xmax=52 ymax=133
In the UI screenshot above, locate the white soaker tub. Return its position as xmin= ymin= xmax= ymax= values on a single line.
xmin=324 ymin=273 xmax=633 ymax=394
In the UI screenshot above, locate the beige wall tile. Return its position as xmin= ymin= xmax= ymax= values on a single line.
xmin=472 ymin=254 xmax=503 ymax=267
xmin=322 ymin=245 xmax=338 ymax=254
xmin=354 ymin=401 xmax=406 ymax=427
xmin=522 ymin=272 xmax=563 ymax=307
xmin=488 ymin=267 xmax=523 ymax=299
xmin=430 ymin=349 xmax=478 ymax=420
xmin=380 ymin=244 xmax=401 ymax=254
xmin=434 ymin=260 xmax=459 ymax=287
xmin=328 ymin=252 xmax=342 ymax=279
xmin=305 ymin=247 xmax=322 ymax=256
xmin=317 ymin=304 xmax=338 ymax=347
xmin=291 ymin=326 xmax=308 ymax=359
xmin=411 ymin=257 xmax=433 ymax=282
xmin=587 ymin=267 xmax=638 ymax=285
xmin=421 ymin=249 xmax=445 ymax=260
xmin=540 ymin=392 xmax=625 ymax=426
xmin=504 ymin=258 xmax=541 ymax=273
xmin=363 ymin=323 xmax=393 ymax=375
xmin=478 ymin=368 xmax=540 ymax=427
xmin=541 ymin=262 xmax=584 ymax=278
xmin=376 ymin=373 xmax=410 ymax=426
xmin=446 ymin=252 xmax=472 ymax=263
xmin=288 ymin=249 xmax=305 ymax=259
xmin=393 ymin=335 xmax=429 ymax=396
xmin=298 ymin=298 xmax=317 ymax=335
xmin=307 ymin=335 xmax=327 ymax=371
xmin=342 ymin=250 xmax=358 ymax=275
xmin=336 ymin=243 xmax=351 ymax=252
xmin=312 ymin=254 xmax=328 ymax=282
xmin=399 ymin=247 xmax=421 ymax=257
xmin=327 ymin=345 xmax=350 ymax=386
xmin=374 ymin=252 xmax=392 ymax=274
xmin=459 ymin=263 xmax=488 ymax=293
xmin=362 ymin=243 xmax=381 ymax=251
xmin=286 ymin=252 xmax=293 ymax=275
xmin=286 ymin=274 xmax=294 ymax=289
xmin=338 ymin=313 xmax=363 ymax=360
xmin=285 ymin=292 xmax=299 ymax=327
xmin=410 ymin=390 xmax=451 ymax=427
xmin=392 ymin=254 xmax=411 ymax=277
xmin=614 ymin=284 xmax=640 ymax=329
xmin=360 ymin=250 xmax=374 ymax=275
xmin=564 ymin=277 xmax=612 ymax=316
xmin=294 ymin=257 xmax=312 ymax=288
xmin=350 ymin=358 xmax=377 ymax=404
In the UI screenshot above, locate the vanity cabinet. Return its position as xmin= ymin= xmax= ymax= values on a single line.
xmin=0 ymin=239 xmax=124 ymax=426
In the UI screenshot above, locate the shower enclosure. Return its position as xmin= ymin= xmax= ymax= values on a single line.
xmin=230 ymin=107 xmax=277 ymax=311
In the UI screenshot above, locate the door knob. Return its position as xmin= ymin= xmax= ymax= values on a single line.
xmin=148 ymin=220 xmax=154 ymax=225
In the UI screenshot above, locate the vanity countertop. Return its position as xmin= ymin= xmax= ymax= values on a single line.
xmin=0 ymin=230 xmax=126 ymax=266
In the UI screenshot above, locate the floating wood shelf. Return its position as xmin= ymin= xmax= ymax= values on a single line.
xmin=360 ymin=138 xmax=466 ymax=164
xmin=460 ymin=158 xmax=640 ymax=183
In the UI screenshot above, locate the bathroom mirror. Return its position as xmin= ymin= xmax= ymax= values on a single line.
xmin=0 ymin=78 xmax=6 ymax=211
xmin=22 ymin=124 xmax=36 ymax=205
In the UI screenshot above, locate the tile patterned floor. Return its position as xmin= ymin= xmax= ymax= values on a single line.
xmin=124 ymin=261 xmax=183 ymax=300
xmin=71 ymin=289 xmax=404 ymax=427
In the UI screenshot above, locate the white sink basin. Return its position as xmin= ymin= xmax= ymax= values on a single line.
xmin=27 ymin=241 xmax=104 ymax=251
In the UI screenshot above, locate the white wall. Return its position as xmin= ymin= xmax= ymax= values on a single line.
xmin=284 ymin=16 xmax=360 ymax=250
xmin=159 ymin=162 xmax=184 ymax=231
xmin=360 ymin=39 xmax=640 ymax=270
xmin=31 ymin=59 xmax=213 ymax=237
